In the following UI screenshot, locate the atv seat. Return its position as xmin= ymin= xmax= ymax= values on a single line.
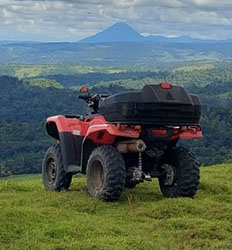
xmin=64 ymin=114 xmax=85 ymax=120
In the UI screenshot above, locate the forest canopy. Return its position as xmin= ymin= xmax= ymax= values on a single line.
xmin=1 ymin=62 xmax=232 ymax=176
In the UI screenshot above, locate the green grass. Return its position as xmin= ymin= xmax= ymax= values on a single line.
xmin=0 ymin=164 xmax=232 ymax=250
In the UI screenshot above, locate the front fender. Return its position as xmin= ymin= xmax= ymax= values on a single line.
xmin=46 ymin=115 xmax=72 ymax=138
xmin=45 ymin=115 xmax=81 ymax=174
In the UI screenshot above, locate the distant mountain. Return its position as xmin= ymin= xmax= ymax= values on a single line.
xmin=0 ymin=40 xmax=39 ymax=45
xmin=0 ymin=22 xmax=232 ymax=65
xmin=79 ymin=22 xmax=145 ymax=43
xmin=78 ymin=22 xmax=214 ymax=44
xmin=1 ymin=22 xmax=232 ymax=46
xmin=145 ymin=35 xmax=206 ymax=43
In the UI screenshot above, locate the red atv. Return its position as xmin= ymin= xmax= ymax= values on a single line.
xmin=42 ymin=83 xmax=202 ymax=201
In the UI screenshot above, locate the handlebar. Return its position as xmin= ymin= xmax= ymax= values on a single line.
xmin=78 ymin=91 xmax=110 ymax=114
xmin=78 ymin=94 xmax=91 ymax=101
xmin=78 ymin=95 xmax=86 ymax=100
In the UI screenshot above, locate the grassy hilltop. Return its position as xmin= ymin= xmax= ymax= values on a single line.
xmin=0 ymin=164 xmax=232 ymax=250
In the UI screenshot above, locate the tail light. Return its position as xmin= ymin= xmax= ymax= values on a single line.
xmin=196 ymin=126 xmax=201 ymax=131
xmin=188 ymin=126 xmax=201 ymax=132
xmin=181 ymin=125 xmax=201 ymax=132
xmin=173 ymin=128 xmax=179 ymax=135
xmin=160 ymin=82 xmax=172 ymax=89
xmin=181 ymin=126 xmax=188 ymax=132
xmin=118 ymin=124 xmax=141 ymax=133
xmin=152 ymin=128 xmax=168 ymax=137
xmin=133 ymin=125 xmax=142 ymax=132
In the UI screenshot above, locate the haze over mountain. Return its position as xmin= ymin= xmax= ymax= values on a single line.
xmin=1 ymin=22 xmax=232 ymax=65
xmin=78 ymin=22 xmax=214 ymax=44
xmin=1 ymin=22 xmax=231 ymax=46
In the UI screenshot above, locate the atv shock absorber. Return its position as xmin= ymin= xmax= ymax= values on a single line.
xmin=139 ymin=152 xmax=152 ymax=181
xmin=138 ymin=152 xmax=142 ymax=172
xmin=130 ymin=152 xmax=143 ymax=184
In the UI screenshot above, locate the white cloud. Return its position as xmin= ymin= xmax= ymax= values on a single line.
xmin=0 ymin=0 xmax=231 ymax=41
xmin=187 ymin=0 xmax=232 ymax=10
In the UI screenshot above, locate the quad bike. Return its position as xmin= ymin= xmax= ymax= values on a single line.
xmin=42 ymin=83 xmax=202 ymax=201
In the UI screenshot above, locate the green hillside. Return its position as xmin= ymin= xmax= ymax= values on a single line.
xmin=2 ymin=61 xmax=232 ymax=175
xmin=0 ymin=164 xmax=232 ymax=250
xmin=2 ymin=66 xmax=232 ymax=176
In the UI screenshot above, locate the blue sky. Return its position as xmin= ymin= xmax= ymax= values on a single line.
xmin=0 ymin=0 xmax=232 ymax=41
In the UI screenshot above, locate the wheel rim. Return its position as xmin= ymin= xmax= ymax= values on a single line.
xmin=47 ymin=158 xmax=57 ymax=184
xmin=161 ymin=164 xmax=177 ymax=186
xmin=90 ymin=161 xmax=104 ymax=190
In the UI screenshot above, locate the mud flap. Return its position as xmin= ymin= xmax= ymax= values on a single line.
xmin=59 ymin=132 xmax=82 ymax=173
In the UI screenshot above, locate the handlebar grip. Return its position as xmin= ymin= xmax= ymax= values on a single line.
xmin=100 ymin=94 xmax=110 ymax=98
xmin=78 ymin=95 xmax=88 ymax=100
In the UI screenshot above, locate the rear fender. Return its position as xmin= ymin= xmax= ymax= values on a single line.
xmin=178 ymin=130 xmax=203 ymax=140
xmin=46 ymin=116 xmax=81 ymax=174
xmin=80 ymin=124 xmax=140 ymax=173
xmin=85 ymin=124 xmax=140 ymax=144
xmin=171 ymin=126 xmax=203 ymax=140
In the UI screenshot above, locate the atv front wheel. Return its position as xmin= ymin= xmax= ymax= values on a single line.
xmin=159 ymin=147 xmax=200 ymax=198
xmin=42 ymin=144 xmax=72 ymax=191
xmin=86 ymin=146 xmax=126 ymax=201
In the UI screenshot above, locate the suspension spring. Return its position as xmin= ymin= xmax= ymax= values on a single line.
xmin=138 ymin=152 xmax=142 ymax=171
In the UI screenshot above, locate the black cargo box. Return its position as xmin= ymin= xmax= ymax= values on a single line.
xmin=99 ymin=84 xmax=201 ymax=125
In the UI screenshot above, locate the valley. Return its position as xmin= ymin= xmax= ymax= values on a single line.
xmin=1 ymin=61 xmax=232 ymax=175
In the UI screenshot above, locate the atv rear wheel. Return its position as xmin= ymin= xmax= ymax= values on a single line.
xmin=158 ymin=147 xmax=200 ymax=198
xmin=42 ymin=144 xmax=72 ymax=191
xmin=86 ymin=146 xmax=126 ymax=201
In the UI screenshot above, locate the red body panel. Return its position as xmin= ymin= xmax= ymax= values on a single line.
xmin=47 ymin=115 xmax=139 ymax=145
xmin=46 ymin=115 xmax=202 ymax=143
xmin=172 ymin=130 xmax=203 ymax=140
